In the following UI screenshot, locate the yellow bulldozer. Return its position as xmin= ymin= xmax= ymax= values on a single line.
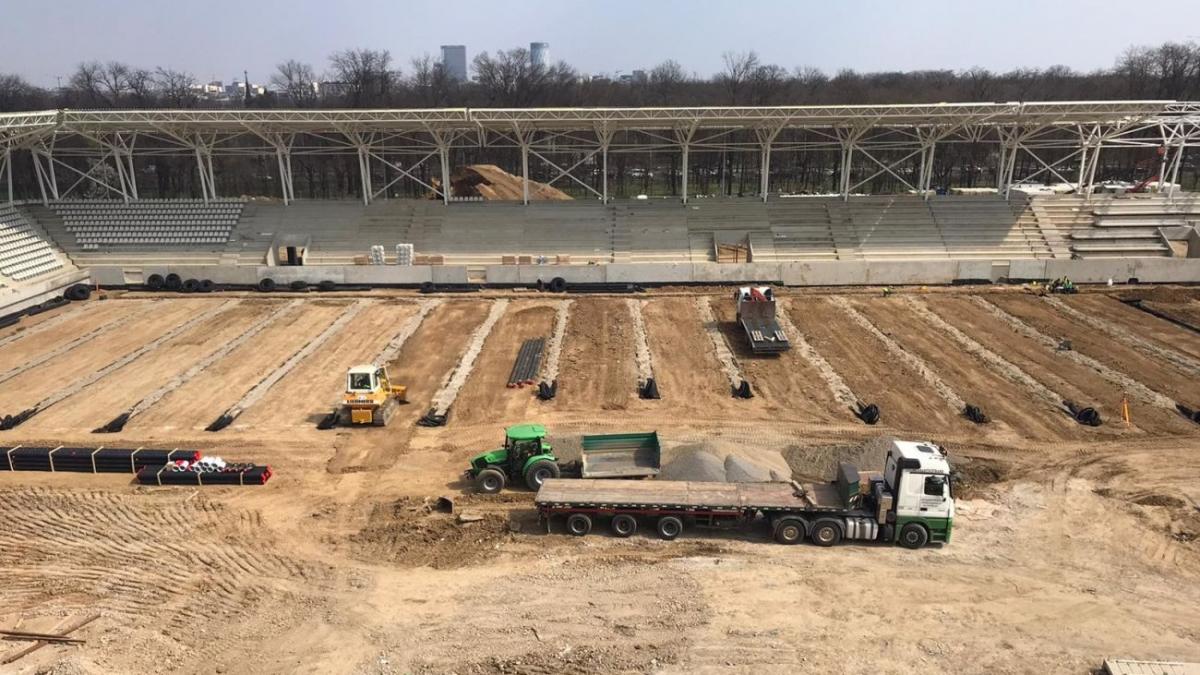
xmin=338 ymin=364 xmax=407 ymax=426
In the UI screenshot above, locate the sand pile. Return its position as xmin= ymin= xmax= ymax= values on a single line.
xmin=659 ymin=444 xmax=788 ymax=483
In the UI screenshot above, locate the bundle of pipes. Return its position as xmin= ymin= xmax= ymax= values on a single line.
xmin=1 ymin=446 xmax=198 ymax=473
xmin=508 ymin=338 xmax=546 ymax=387
xmin=136 ymin=464 xmax=272 ymax=486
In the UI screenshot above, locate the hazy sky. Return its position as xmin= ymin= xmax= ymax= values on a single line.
xmin=4 ymin=0 xmax=1200 ymax=86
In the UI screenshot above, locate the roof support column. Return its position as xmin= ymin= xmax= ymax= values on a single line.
xmin=595 ymin=123 xmax=614 ymax=204
xmin=675 ymin=122 xmax=697 ymax=205
xmin=275 ymin=147 xmax=292 ymax=205
xmin=755 ymin=125 xmax=782 ymax=204
xmin=357 ymin=145 xmax=372 ymax=206
xmin=438 ymin=143 xmax=451 ymax=205
xmin=520 ymin=142 xmax=530 ymax=205
xmin=3 ymin=147 xmax=11 ymax=206
xmin=194 ymin=146 xmax=211 ymax=203
xmin=839 ymin=143 xmax=854 ymax=200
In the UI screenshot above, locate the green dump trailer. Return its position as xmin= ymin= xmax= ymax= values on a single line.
xmin=466 ymin=425 xmax=660 ymax=493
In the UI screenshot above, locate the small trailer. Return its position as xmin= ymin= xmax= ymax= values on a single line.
xmin=535 ymin=439 xmax=953 ymax=549
xmin=734 ymin=286 xmax=790 ymax=354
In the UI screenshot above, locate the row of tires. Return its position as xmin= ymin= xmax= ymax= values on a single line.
xmin=556 ymin=512 xmax=931 ymax=549
xmin=145 ymin=273 xmax=216 ymax=293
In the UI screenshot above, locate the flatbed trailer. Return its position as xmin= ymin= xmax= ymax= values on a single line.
xmin=535 ymin=439 xmax=955 ymax=549
xmin=734 ymin=286 xmax=790 ymax=354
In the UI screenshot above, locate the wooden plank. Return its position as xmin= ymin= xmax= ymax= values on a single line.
xmin=0 ymin=613 xmax=99 ymax=665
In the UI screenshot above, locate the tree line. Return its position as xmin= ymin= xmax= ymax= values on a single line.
xmin=2 ymin=41 xmax=1199 ymax=111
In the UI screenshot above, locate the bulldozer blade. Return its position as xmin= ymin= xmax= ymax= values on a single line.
xmin=316 ymin=409 xmax=339 ymax=430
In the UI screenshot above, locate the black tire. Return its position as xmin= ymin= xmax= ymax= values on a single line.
xmin=548 ymin=276 xmax=567 ymax=293
xmin=198 ymin=279 xmax=215 ymax=293
xmin=257 ymin=278 xmax=276 ymax=292
xmin=475 ymin=468 xmax=506 ymax=494
xmin=810 ymin=518 xmax=843 ymax=547
xmin=318 ymin=280 xmax=337 ymax=292
xmin=419 ymin=281 xmax=436 ymax=294
xmin=165 ymin=273 xmax=183 ymax=291
xmin=773 ymin=518 xmax=806 ymax=545
xmin=524 ymin=459 xmax=561 ymax=491
xmin=290 ymin=280 xmax=308 ymax=291
xmin=898 ymin=523 xmax=929 ymax=550
xmin=566 ymin=513 xmax=592 ymax=536
xmin=146 ymin=274 xmax=165 ymax=290
xmin=611 ymin=514 xmax=637 ymax=538
xmin=656 ymin=516 xmax=683 ymax=541
xmin=182 ymin=278 xmax=200 ymax=293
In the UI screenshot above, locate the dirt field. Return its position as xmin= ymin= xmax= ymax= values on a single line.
xmin=2 ymin=286 xmax=1200 ymax=674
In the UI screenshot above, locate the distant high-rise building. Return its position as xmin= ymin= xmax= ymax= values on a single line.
xmin=441 ymin=45 xmax=468 ymax=81
xmin=530 ymin=42 xmax=550 ymax=68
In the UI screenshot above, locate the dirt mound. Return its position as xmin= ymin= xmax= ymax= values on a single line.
xmin=438 ymin=164 xmax=572 ymax=201
xmin=351 ymin=496 xmax=512 ymax=569
xmin=781 ymin=436 xmax=896 ymax=482
xmin=659 ymin=445 xmax=785 ymax=482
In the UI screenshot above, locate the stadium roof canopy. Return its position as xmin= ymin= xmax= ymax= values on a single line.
xmin=1 ymin=101 xmax=1198 ymax=204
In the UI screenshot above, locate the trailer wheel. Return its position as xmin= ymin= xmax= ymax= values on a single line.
xmin=810 ymin=518 xmax=843 ymax=547
xmin=773 ymin=518 xmax=806 ymax=545
xmin=524 ymin=459 xmax=560 ymax=491
xmin=566 ymin=513 xmax=592 ymax=536
xmin=898 ymin=523 xmax=929 ymax=550
xmin=656 ymin=516 xmax=683 ymax=541
xmin=475 ymin=468 xmax=506 ymax=494
xmin=611 ymin=514 xmax=637 ymax=538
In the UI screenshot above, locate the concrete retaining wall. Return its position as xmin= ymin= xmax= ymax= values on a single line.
xmin=0 ymin=269 xmax=92 ymax=316
xmin=82 ymin=257 xmax=1200 ymax=289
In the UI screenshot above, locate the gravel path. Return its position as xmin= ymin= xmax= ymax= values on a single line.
xmin=430 ymin=299 xmax=509 ymax=415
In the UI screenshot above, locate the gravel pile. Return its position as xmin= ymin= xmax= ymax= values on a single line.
xmin=659 ymin=444 xmax=786 ymax=483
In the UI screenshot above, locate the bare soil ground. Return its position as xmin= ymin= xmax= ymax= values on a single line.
xmin=851 ymin=297 xmax=1083 ymax=442
xmin=784 ymin=296 xmax=967 ymax=434
xmin=451 ymin=300 xmax=558 ymax=425
xmin=990 ymin=294 xmax=1200 ymax=406
xmin=1143 ymin=299 xmax=1200 ymax=329
xmin=2 ymin=288 xmax=1200 ymax=674
xmin=552 ymin=298 xmax=637 ymax=411
xmin=1062 ymin=294 xmax=1200 ymax=362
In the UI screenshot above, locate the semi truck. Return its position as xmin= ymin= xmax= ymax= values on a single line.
xmin=734 ymin=286 xmax=790 ymax=354
xmin=535 ymin=439 xmax=953 ymax=549
xmin=466 ymin=424 xmax=660 ymax=493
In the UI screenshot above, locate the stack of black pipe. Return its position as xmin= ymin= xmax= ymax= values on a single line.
xmin=1 ymin=446 xmax=198 ymax=473
xmin=136 ymin=464 xmax=272 ymax=486
xmin=508 ymin=338 xmax=545 ymax=386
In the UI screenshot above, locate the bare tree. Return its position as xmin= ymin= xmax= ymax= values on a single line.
xmin=155 ymin=68 xmax=198 ymax=108
xmin=473 ymin=48 xmax=576 ymax=107
xmin=68 ymin=61 xmax=109 ymax=106
xmin=271 ymin=59 xmax=318 ymax=106
xmin=409 ymin=54 xmax=456 ymax=107
xmin=648 ymin=59 xmax=687 ymax=104
xmin=748 ymin=63 xmax=789 ymax=105
xmin=329 ymin=49 xmax=396 ymax=107
xmin=0 ymin=74 xmax=48 ymax=112
xmin=718 ymin=51 xmax=760 ymax=104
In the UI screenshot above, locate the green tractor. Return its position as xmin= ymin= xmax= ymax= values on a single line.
xmin=466 ymin=423 xmax=562 ymax=493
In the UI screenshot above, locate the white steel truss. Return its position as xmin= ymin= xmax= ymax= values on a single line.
xmin=2 ymin=101 xmax=1199 ymax=205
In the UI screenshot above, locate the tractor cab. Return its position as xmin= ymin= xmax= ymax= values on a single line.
xmin=466 ymin=423 xmax=560 ymax=493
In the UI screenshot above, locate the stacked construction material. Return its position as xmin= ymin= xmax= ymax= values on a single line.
xmin=395 ymin=243 xmax=414 ymax=266
xmin=1 ymin=446 xmax=198 ymax=473
xmin=369 ymin=245 xmax=386 ymax=265
xmin=136 ymin=458 xmax=272 ymax=486
xmin=507 ymin=338 xmax=545 ymax=387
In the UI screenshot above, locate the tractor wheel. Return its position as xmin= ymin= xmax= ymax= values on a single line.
xmin=524 ymin=459 xmax=560 ymax=491
xmin=475 ymin=468 xmax=506 ymax=494
xmin=773 ymin=518 xmax=806 ymax=545
xmin=611 ymin=514 xmax=637 ymax=538
xmin=566 ymin=513 xmax=592 ymax=536
xmin=898 ymin=523 xmax=929 ymax=550
xmin=810 ymin=518 xmax=843 ymax=547
xmin=656 ymin=516 xmax=683 ymax=541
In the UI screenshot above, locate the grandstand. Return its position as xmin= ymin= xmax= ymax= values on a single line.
xmin=0 ymin=101 xmax=1197 ymax=311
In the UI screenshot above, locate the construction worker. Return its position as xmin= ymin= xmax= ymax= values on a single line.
xmin=882 ymin=286 xmax=893 ymax=297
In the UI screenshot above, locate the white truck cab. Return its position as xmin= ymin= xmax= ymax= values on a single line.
xmin=885 ymin=440 xmax=954 ymax=547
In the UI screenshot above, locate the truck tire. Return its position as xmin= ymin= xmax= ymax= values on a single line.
xmin=611 ymin=514 xmax=637 ymax=538
xmin=656 ymin=516 xmax=683 ymax=541
xmin=524 ymin=459 xmax=560 ymax=491
xmin=898 ymin=523 xmax=929 ymax=550
xmin=475 ymin=468 xmax=506 ymax=494
xmin=773 ymin=518 xmax=806 ymax=545
xmin=810 ymin=518 xmax=843 ymax=547
xmin=566 ymin=513 xmax=592 ymax=536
